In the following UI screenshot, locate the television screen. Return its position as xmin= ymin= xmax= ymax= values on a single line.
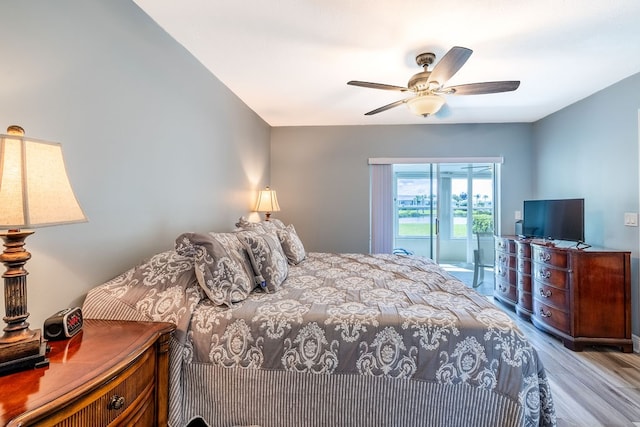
xmin=522 ymin=198 xmax=584 ymax=242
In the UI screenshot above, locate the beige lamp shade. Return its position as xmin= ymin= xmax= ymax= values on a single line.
xmin=406 ymin=94 xmax=445 ymax=117
xmin=0 ymin=130 xmax=87 ymax=229
xmin=254 ymin=186 xmax=280 ymax=213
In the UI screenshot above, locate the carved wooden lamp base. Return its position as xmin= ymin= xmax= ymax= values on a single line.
xmin=0 ymin=229 xmax=49 ymax=376
xmin=0 ymin=330 xmax=48 ymax=375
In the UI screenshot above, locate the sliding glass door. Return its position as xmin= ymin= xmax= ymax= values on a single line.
xmin=393 ymin=164 xmax=438 ymax=258
xmin=390 ymin=162 xmax=496 ymax=269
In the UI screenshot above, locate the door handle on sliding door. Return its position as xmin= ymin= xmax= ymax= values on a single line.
xmin=435 ymin=218 xmax=439 ymax=235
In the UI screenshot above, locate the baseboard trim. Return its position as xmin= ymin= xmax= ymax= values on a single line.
xmin=633 ymin=334 xmax=639 ymax=353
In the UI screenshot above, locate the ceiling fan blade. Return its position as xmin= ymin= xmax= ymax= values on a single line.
xmin=364 ymin=99 xmax=408 ymax=115
xmin=348 ymin=81 xmax=409 ymax=91
xmin=427 ymin=46 xmax=473 ymax=86
xmin=443 ymin=81 xmax=520 ymax=95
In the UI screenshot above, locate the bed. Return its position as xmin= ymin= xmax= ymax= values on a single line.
xmin=82 ymin=219 xmax=556 ymax=427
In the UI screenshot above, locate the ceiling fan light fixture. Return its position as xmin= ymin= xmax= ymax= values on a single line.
xmin=406 ymin=94 xmax=445 ymax=117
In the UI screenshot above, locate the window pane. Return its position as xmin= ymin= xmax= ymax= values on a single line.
xmin=396 ymin=177 xmax=432 ymax=237
xmin=471 ymin=177 xmax=494 ymax=234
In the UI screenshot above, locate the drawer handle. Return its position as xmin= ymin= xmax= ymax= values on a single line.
xmin=538 ymin=269 xmax=551 ymax=279
xmin=538 ymin=252 xmax=551 ymax=262
xmin=109 ymin=395 xmax=126 ymax=411
xmin=498 ymin=284 xmax=507 ymax=293
xmin=539 ymin=309 xmax=552 ymax=318
xmin=539 ymin=288 xmax=552 ymax=298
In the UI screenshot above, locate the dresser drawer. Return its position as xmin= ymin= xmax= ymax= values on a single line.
xmin=518 ymin=289 xmax=532 ymax=311
xmin=495 ymin=278 xmax=517 ymax=302
xmin=532 ymin=263 xmax=568 ymax=288
xmin=533 ymin=299 xmax=570 ymax=334
xmin=495 ymin=237 xmax=516 ymax=254
xmin=532 ymin=246 xmax=568 ymax=268
xmin=517 ymin=271 xmax=531 ymax=293
xmin=515 ymin=240 xmax=531 ymax=258
xmin=495 ymin=261 xmax=516 ymax=282
xmin=517 ymin=256 xmax=531 ymax=274
xmin=533 ymin=280 xmax=569 ymax=310
xmin=496 ymin=252 xmax=517 ymax=270
xmin=36 ymin=346 xmax=157 ymax=427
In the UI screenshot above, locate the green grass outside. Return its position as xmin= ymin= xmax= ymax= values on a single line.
xmin=399 ymin=223 xmax=467 ymax=238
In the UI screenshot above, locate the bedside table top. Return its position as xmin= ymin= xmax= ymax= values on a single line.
xmin=0 ymin=319 xmax=175 ymax=426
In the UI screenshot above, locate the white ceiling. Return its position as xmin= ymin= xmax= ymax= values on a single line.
xmin=133 ymin=0 xmax=640 ymax=127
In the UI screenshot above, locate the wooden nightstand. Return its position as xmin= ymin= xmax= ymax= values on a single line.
xmin=0 ymin=319 xmax=175 ymax=426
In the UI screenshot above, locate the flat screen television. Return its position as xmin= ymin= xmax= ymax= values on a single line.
xmin=522 ymin=198 xmax=585 ymax=242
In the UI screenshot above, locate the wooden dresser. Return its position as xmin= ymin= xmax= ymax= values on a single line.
xmin=0 ymin=319 xmax=175 ymax=426
xmin=530 ymin=242 xmax=632 ymax=352
xmin=494 ymin=236 xmax=632 ymax=352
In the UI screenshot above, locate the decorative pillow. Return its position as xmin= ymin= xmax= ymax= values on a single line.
xmin=235 ymin=216 xmax=264 ymax=231
xmin=235 ymin=230 xmax=288 ymax=293
xmin=276 ymin=224 xmax=306 ymax=265
xmin=268 ymin=218 xmax=286 ymax=230
xmin=235 ymin=216 xmax=286 ymax=233
xmin=82 ymin=250 xmax=202 ymax=344
xmin=259 ymin=221 xmax=279 ymax=233
xmin=175 ymin=232 xmax=256 ymax=307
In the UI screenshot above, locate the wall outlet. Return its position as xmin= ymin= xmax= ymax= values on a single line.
xmin=514 ymin=210 xmax=522 ymax=220
xmin=624 ymin=212 xmax=638 ymax=227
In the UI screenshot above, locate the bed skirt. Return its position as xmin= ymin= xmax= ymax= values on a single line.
xmin=177 ymin=362 xmax=526 ymax=427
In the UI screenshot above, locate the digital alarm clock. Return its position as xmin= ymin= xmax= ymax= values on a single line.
xmin=43 ymin=307 xmax=83 ymax=340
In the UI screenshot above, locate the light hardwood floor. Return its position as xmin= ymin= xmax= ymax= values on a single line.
xmin=495 ymin=300 xmax=640 ymax=427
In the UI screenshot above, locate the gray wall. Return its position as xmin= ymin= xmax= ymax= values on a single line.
xmin=0 ymin=1 xmax=270 ymax=328
xmin=271 ymin=123 xmax=533 ymax=253
xmin=533 ymin=72 xmax=640 ymax=335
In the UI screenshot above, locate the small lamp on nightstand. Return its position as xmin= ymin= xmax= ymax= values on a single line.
xmin=0 ymin=126 xmax=87 ymax=375
xmin=254 ymin=186 xmax=280 ymax=221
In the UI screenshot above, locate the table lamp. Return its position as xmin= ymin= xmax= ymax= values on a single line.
xmin=0 ymin=126 xmax=87 ymax=375
xmin=254 ymin=186 xmax=280 ymax=221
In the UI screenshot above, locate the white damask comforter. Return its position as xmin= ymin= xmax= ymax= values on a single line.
xmin=84 ymin=251 xmax=556 ymax=427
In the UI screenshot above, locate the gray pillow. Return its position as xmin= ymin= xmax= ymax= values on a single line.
xmin=175 ymin=232 xmax=256 ymax=306
xmin=234 ymin=216 xmax=285 ymax=233
xmin=236 ymin=230 xmax=288 ymax=293
xmin=235 ymin=216 xmax=264 ymax=231
xmin=83 ymin=250 xmax=202 ymax=343
xmin=276 ymin=224 xmax=306 ymax=265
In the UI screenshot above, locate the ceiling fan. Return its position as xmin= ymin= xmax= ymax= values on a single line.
xmin=347 ymin=46 xmax=520 ymax=117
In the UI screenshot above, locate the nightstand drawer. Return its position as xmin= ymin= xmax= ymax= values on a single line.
xmin=35 ymin=346 xmax=157 ymax=426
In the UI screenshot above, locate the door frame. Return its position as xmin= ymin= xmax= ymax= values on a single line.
xmin=371 ymin=156 xmax=503 ymax=263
